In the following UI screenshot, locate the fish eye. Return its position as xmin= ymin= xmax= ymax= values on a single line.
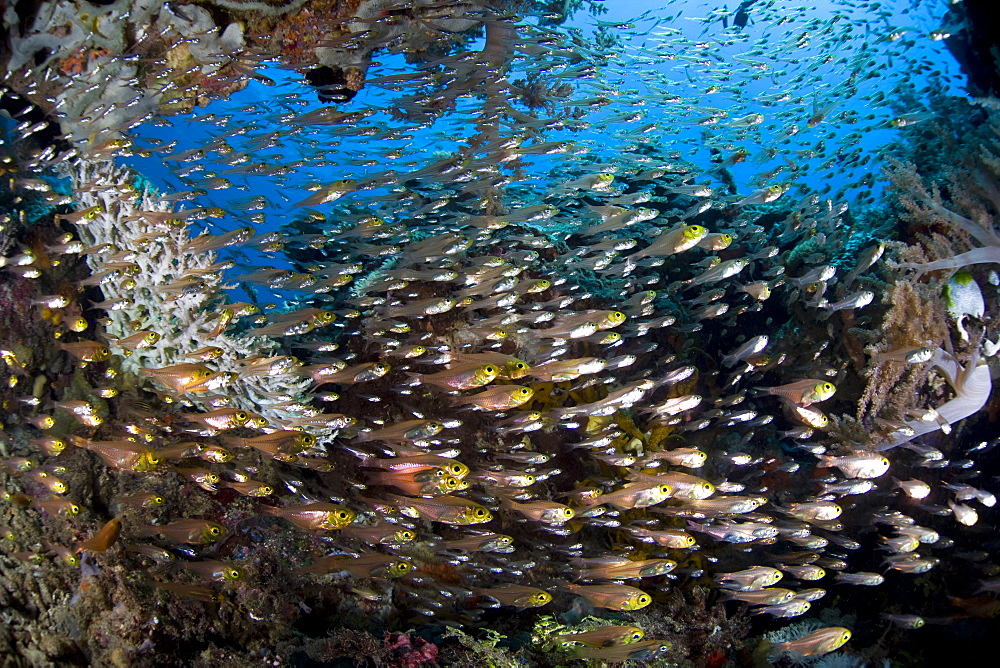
xmin=148 ymin=456 xmax=161 ymax=465
xmin=485 ymin=365 xmax=498 ymax=374
xmin=518 ymin=388 xmax=532 ymax=396
xmin=396 ymin=562 xmax=411 ymax=572
xmin=337 ymin=510 xmax=352 ymax=520
xmin=562 ymin=508 xmax=575 ymax=518
xmin=823 ymin=383 xmax=834 ymax=391
xmin=235 ymin=411 xmax=248 ymax=421
xmin=152 ymin=496 xmax=165 ymax=505
xmin=145 ymin=332 xmax=159 ymax=341
xmin=209 ymin=526 xmax=222 ymax=536
xmin=659 ymin=485 xmax=671 ymax=495
xmin=317 ymin=311 xmax=335 ymax=323
xmin=450 ymin=465 xmax=464 ymax=475
xmin=69 ymin=504 xmax=81 ymax=515
xmin=515 ymin=362 xmax=527 ymax=370
xmin=260 ymin=486 xmax=273 ymax=496
xmin=631 ymin=632 xmax=644 ymax=640
xmin=413 ymin=346 xmax=426 ymax=354
xmin=842 ymin=632 xmax=850 ymax=641
xmin=612 ymin=312 xmax=625 ymax=320
xmin=638 ymin=595 xmax=651 ymax=605
xmin=399 ymin=530 xmax=415 ymax=540
xmin=474 ymin=508 xmax=489 ymax=518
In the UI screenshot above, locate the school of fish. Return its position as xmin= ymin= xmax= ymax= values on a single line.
xmin=1 ymin=0 xmax=997 ymax=663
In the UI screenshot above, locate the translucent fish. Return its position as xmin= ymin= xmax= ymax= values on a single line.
xmin=386 ymin=494 xmax=492 ymax=524
xmin=756 ymin=379 xmax=836 ymax=406
xmin=474 ymin=585 xmax=551 ymax=608
xmin=138 ymin=519 xmax=226 ymax=544
xmin=770 ymin=627 xmax=851 ymax=660
xmin=715 ymin=566 xmax=783 ymax=591
xmin=406 ymin=363 xmax=500 ymax=391
xmin=574 ymin=556 xmax=676 ymax=581
xmin=298 ymin=554 xmax=412 ymax=578
xmin=561 ymin=583 xmax=652 ymax=611
xmin=817 ymin=452 xmax=890 ymax=479
xmin=260 ymin=503 xmax=356 ymax=531
xmin=451 ymin=385 xmax=535 ymax=411
xmin=179 ymin=560 xmax=245 ymax=583
xmin=501 ymin=498 xmax=575 ymax=524
xmin=555 ymin=625 xmax=645 ymax=647
xmin=354 ymin=419 xmax=445 ymax=442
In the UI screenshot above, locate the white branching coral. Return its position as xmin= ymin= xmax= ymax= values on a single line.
xmin=68 ymin=158 xmax=314 ymax=430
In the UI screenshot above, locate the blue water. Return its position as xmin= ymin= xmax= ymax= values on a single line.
xmin=120 ymin=0 xmax=963 ymax=311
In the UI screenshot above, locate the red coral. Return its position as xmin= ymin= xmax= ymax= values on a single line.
xmin=57 ymin=47 xmax=112 ymax=75
xmin=385 ymin=634 xmax=438 ymax=668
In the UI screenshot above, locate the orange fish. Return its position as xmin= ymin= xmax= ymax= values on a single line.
xmin=77 ymin=518 xmax=122 ymax=552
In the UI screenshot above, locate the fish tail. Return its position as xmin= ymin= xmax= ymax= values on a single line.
xmin=258 ymin=504 xmax=283 ymax=518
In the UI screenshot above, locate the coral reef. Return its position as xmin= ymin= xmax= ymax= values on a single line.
xmin=69 ymin=158 xmax=314 ymax=428
xmin=2 ymin=0 xmax=1000 ymax=666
